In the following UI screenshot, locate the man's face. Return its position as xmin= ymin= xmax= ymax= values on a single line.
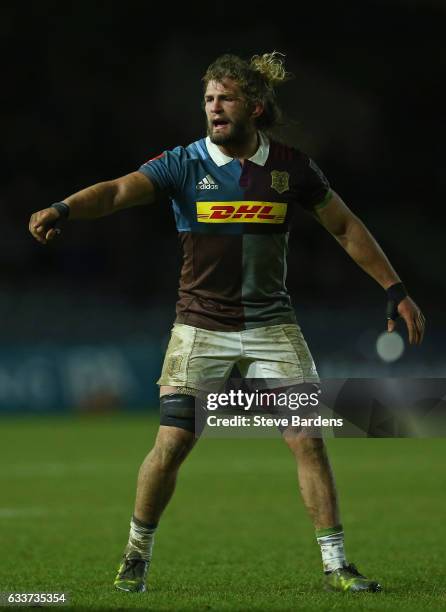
xmin=204 ymin=78 xmax=256 ymax=145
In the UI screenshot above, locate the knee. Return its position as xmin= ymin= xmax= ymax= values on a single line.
xmin=149 ymin=428 xmax=195 ymax=472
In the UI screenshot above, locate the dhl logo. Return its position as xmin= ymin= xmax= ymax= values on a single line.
xmin=196 ymin=202 xmax=287 ymax=224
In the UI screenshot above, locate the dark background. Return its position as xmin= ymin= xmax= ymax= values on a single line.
xmin=1 ymin=0 xmax=445 ymax=409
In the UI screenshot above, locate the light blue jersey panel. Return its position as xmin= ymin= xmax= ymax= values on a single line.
xmin=139 ymin=139 xmax=245 ymax=234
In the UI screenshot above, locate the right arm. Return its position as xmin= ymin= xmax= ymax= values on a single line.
xmin=29 ymin=171 xmax=157 ymax=244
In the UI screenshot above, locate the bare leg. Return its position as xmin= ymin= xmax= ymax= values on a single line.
xmin=283 ymin=431 xmax=340 ymax=529
xmin=134 ymin=386 xmax=196 ymax=524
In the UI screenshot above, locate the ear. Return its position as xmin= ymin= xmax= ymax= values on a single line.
xmin=251 ymin=102 xmax=264 ymax=119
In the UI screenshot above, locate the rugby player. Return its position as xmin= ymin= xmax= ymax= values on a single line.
xmin=29 ymin=52 xmax=425 ymax=595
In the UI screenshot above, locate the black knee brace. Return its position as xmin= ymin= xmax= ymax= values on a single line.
xmin=160 ymin=394 xmax=196 ymax=433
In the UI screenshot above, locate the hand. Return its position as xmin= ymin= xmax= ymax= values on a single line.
xmin=387 ymin=296 xmax=425 ymax=345
xmin=29 ymin=208 xmax=63 ymax=245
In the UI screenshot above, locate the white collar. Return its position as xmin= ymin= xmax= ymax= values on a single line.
xmin=205 ymin=132 xmax=270 ymax=167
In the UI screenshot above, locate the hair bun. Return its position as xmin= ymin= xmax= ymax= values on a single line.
xmin=250 ymin=51 xmax=292 ymax=87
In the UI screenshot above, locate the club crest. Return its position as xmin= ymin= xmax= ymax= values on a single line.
xmin=270 ymin=171 xmax=290 ymax=194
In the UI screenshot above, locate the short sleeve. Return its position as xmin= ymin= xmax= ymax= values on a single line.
xmin=138 ymin=146 xmax=186 ymax=198
xmin=299 ymin=155 xmax=332 ymax=211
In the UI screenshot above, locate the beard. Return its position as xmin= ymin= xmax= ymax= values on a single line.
xmin=206 ymin=115 xmax=253 ymax=146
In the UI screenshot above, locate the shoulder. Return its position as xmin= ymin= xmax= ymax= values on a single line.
xmin=267 ymin=137 xmax=308 ymax=167
xmin=143 ymin=139 xmax=206 ymax=164
xmin=268 ymin=138 xmax=311 ymax=176
xmin=165 ymin=139 xmax=208 ymax=162
xmin=185 ymin=138 xmax=209 ymax=160
xmin=267 ymin=137 xmax=328 ymax=184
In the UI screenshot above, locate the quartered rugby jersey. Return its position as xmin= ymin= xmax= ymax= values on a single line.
xmin=138 ymin=132 xmax=332 ymax=332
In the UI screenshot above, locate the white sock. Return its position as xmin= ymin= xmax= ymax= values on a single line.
xmin=317 ymin=529 xmax=347 ymax=572
xmin=124 ymin=516 xmax=157 ymax=562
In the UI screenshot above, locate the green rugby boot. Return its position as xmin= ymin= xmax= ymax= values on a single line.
xmin=114 ymin=552 xmax=149 ymax=593
xmin=324 ymin=563 xmax=382 ymax=593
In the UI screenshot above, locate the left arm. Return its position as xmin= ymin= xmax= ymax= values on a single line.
xmin=314 ymin=191 xmax=425 ymax=344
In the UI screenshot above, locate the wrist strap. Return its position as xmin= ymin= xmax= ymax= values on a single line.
xmin=50 ymin=202 xmax=70 ymax=219
xmin=386 ymin=282 xmax=408 ymax=320
xmin=386 ymin=282 xmax=407 ymax=304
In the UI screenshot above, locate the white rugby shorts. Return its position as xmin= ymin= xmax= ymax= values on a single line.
xmin=157 ymin=323 xmax=319 ymax=390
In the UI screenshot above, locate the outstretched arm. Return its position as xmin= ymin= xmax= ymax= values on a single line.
xmin=29 ymin=171 xmax=157 ymax=244
xmin=314 ymin=191 xmax=425 ymax=344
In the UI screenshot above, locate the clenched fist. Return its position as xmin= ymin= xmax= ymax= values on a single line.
xmin=29 ymin=207 xmax=63 ymax=245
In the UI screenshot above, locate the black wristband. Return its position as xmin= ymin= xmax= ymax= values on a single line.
xmin=386 ymin=282 xmax=407 ymax=304
xmin=386 ymin=282 xmax=408 ymax=320
xmin=50 ymin=202 xmax=70 ymax=219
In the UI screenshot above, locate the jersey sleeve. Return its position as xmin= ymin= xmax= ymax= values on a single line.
xmin=298 ymin=154 xmax=332 ymax=211
xmin=138 ymin=146 xmax=186 ymax=198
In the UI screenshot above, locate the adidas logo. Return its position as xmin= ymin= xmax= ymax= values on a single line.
xmin=196 ymin=174 xmax=219 ymax=190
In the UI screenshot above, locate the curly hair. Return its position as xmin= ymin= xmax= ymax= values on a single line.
xmin=202 ymin=51 xmax=293 ymax=131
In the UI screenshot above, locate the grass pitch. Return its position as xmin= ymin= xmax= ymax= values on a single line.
xmin=1 ymin=414 xmax=445 ymax=610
